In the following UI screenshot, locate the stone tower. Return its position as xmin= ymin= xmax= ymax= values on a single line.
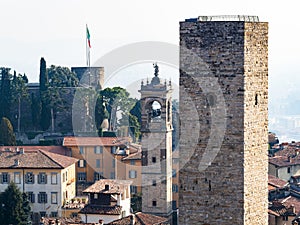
xmin=179 ymin=16 xmax=268 ymax=224
xmin=140 ymin=64 xmax=173 ymax=220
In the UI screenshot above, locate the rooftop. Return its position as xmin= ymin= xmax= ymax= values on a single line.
xmin=268 ymin=174 xmax=288 ymax=190
xmin=0 ymin=149 xmax=78 ymax=169
xmin=63 ymin=137 xmax=131 ymax=147
xmin=83 ymin=179 xmax=131 ymax=195
xmin=79 ymin=205 xmax=122 ymax=215
xmin=107 ymin=212 xmax=168 ymax=225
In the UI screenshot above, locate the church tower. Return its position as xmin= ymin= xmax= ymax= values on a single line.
xmin=140 ymin=64 xmax=173 ymax=220
xmin=179 ymin=16 xmax=268 ymax=224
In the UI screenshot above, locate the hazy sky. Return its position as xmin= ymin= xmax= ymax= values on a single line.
xmin=0 ymin=0 xmax=299 ymax=100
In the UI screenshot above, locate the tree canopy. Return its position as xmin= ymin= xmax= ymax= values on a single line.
xmin=0 ymin=117 xmax=16 ymax=146
xmin=0 ymin=182 xmax=31 ymax=225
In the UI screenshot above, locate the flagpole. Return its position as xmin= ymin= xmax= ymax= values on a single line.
xmin=86 ymin=24 xmax=91 ymax=87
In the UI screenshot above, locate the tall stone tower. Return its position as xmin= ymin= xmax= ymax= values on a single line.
xmin=140 ymin=64 xmax=173 ymax=220
xmin=179 ymin=16 xmax=268 ymax=224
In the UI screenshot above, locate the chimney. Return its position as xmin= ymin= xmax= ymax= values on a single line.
xmin=288 ymin=156 xmax=291 ymax=162
xmin=130 ymin=214 xmax=135 ymax=225
xmin=55 ymin=219 xmax=61 ymax=225
xmin=14 ymin=159 xmax=19 ymax=166
xmin=19 ymin=148 xmax=24 ymax=154
xmin=99 ymin=219 xmax=104 ymax=225
xmin=105 ymin=184 xmax=109 ymax=191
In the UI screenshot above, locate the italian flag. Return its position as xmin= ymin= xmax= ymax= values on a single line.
xmin=86 ymin=26 xmax=91 ymax=48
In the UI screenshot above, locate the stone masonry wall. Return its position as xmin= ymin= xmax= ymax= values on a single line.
xmin=243 ymin=22 xmax=268 ymax=224
xmin=179 ymin=20 xmax=268 ymax=225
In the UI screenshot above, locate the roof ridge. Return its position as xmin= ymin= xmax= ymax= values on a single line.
xmin=39 ymin=150 xmax=64 ymax=168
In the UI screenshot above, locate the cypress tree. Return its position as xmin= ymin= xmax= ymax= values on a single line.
xmin=39 ymin=57 xmax=51 ymax=130
xmin=0 ymin=68 xmax=12 ymax=119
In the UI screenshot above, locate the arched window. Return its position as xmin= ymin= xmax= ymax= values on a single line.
xmin=151 ymin=101 xmax=161 ymax=118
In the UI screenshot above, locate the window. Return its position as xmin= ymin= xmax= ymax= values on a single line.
xmin=94 ymin=146 xmax=103 ymax=154
xmin=14 ymin=172 xmax=21 ymax=184
xmin=79 ymin=147 xmax=84 ymax=154
xmin=110 ymin=172 xmax=115 ymax=179
xmin=38 ymin=192 xmax=47 ymax=203
xmin=112 ymin=159 xmax=115 ymax=168
xmin=172 ymin=169 xmax=177 ymax=178
xmin=25 ymin=172 xmax=34 ymax=184
xmin=130 ymin=185 xmax=137 ymax=194
xmin=96 ymin=159 xmax=101 ymax=168
xmin=94 ymin=172 xmax=104 ymax=181
xmin=51 ymin=173 xmax=57 ymax=184
xmin=130 ymin=160 xmax=135 ymax=165
xmin=62 ymin=173 xmax=65 ymax=182
xmin=152 ymin=200 xmax=157 ymax=207
xmin=40 ymin=212 xmax=46 ymax=217
xmin=51 ymin=212 xmax=58 ymax=217
xmin=152 ymin=157 xmax=156 ymax=163
xmin=66 ymin=171 xmax=68 ymax=181
xmin=152 ymin=180 xmax=156 ymax=186
xmin=172 ymin=184 xmax=178 ymax=193
xmin=38 ymin=173 xmax=47 ymax=184
xmin=51 ymin=192 xmax=58 ymax=204
xmin=1 ymin=172 xmax=10 ymax=184
xmin=27 ymin=192 xmax=35 ymax=203
xmin=78 ymin=172 xmax=86 ymax=182
xmin=94 ymin=193 xmax=98 ymax=199
xmin=288 ymin=167 xmax=291 ymax=173
xmin=255 ymin=93 xmax=258 ymax=106
xmin=129 ymin=170 xmax=137 ymax=179
xmin=78 ymin=160 xmax=86 ymax=168
xmin=111 ymin=146 xmax=117 ymax=154
xmin=172 ymin=200 xmax=177 ymax=210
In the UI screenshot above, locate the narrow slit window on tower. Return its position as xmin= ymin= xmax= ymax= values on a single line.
xmin=152 ymin=157 xmax=156 ymax=163
xmin=255 ymin=93 xmax=258 ymax=106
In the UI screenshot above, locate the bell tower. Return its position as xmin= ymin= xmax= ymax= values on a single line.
xmin=140 ymin=63 xmax=173 ymax=220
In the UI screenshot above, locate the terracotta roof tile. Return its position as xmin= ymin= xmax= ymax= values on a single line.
xmin=269 ymin=155 xmax=300 ymax=167
xmin=107 ymin=212 xmax=168 ymax=225
xmin=0 ymin=146 xmax=71 ymax=156
xmin=268 ymin=174 xmax=288 ymax=189
xmin=0 ymin=149 xmax=78 ymax=169
xmin=63 ymin=137 xmax=131 ymax=147
xmin=80 ymin=205 xmax=122 ymax=215
xmin=83 ymin=179 xmax=131 ymax=195
xmin=269 ymin=200 xmax=288 ymax=216
xmin=280 ymin=196 xmax=300 ymax=214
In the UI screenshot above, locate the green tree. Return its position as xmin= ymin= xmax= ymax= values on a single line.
xmin=11 ymin=72 xmax=29 ymax=132
xmin=39 ymin=57 xmax=51 ymax=130
xmin=99 ymin=87 xmax=135 ymax=131
xmin=31 ymin=93 xmax=41 ymax=130
xmin=73 ymin=87 xmax=97 ymax=132
xmin=42 ymin=65 xmax=79 ymax=132
xmin=0 ymin=68 xmax=12 ymax=119
xmin=130 ymin=100 xmax=141 ymax=124
xmin=0 ymin=117 xmax=16 ymax=146
xmin=47 ymin=65 xmax=79 ymax=87
xmin=0 ymin=183 xmax=31 ymax=225
xmin=95 ymin=95 xmax=109 ymax=132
